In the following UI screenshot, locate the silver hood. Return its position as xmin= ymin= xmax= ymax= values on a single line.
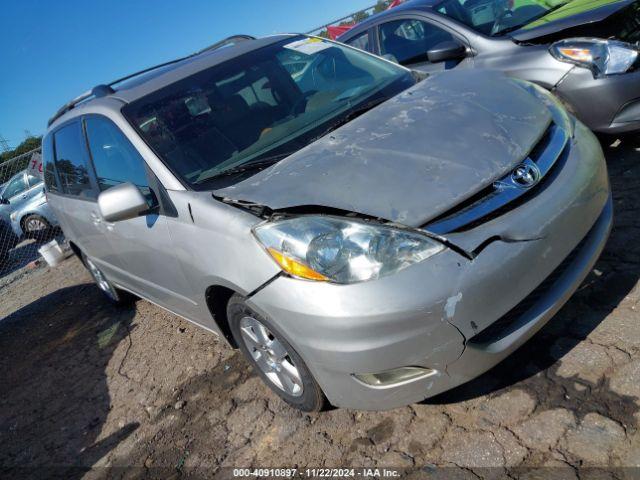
xmin=213 ymin=70 xmax=551 ymax=228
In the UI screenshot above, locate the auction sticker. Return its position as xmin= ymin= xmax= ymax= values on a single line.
xmin=284 ymin=37 xmax=332 ymax=55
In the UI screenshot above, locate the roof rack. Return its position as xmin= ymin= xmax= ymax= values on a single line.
xmin=195 ymin=34 xmax=256 ymax=55
xmin=47 ymin=34 xmax=256 ymax=127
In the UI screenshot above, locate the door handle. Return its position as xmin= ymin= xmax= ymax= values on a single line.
xmin=22 ymin=194 xmax=27 ymax=199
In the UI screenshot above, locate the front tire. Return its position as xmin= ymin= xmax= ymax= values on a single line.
xmin=22 ymin=214 xmax=51 ymax=242
xmin=82 ymin=253 xmax=132 ymax=305
xmin=227 ymin=294 xmax=326 ymax=412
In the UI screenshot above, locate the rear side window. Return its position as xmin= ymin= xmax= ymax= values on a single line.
xmin=53 ymin=122 xmax=93 ymax=198
xmin=84 ymin=116 xmax=150 ymax=193
xmin=379 ymin=19 xmax=454 ymax=65
xmin=345 ymin=31 xmax=371 ymax=52
xmin=42 ymin=134 xmax=59 ymax=193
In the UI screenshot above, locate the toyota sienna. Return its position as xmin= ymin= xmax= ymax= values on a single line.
xmin=43 ymin=35 xmax=611 ymax=411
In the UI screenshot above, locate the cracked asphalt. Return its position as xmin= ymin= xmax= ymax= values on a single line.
xmin=0 ymin=135 xmax=639 ymax=478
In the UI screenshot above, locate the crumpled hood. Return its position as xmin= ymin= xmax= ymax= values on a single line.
xmin=510 ymin=0 xmax=635 ymax=42
xmin=214 ymin=70 xmax=551 ymax=228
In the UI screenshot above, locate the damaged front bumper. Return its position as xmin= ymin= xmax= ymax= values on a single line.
xmin=246 ymin=121 xmax=611 ymax=410
xmin=555 ymin=66 xmax=640 ymax=133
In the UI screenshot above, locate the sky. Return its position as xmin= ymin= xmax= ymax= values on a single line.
xmin=0 ymin=0 xmax=374 ymax=149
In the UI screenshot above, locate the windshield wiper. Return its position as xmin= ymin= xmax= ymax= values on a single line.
xmin=196 ymin=97 xmax=388 ymax=185
xmin=309 ymin=96 xmax=388 ymax=143
xmin=196 ymin=152 xmax=295 ymax=183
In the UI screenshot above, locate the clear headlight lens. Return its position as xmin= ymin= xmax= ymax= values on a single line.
xmin=513 ymin=79 xmax=574 ymax=136
xmin=550 ymin=38 xmax=639 ymax=77
xmin=254 ymin=216 xmax=445 ymax=284
xmin=10 ymin=212 xmax=17 ymax=221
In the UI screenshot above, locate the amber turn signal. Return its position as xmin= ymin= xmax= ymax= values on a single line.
xmin=558 ymin=47 xmax=593 ymax=62
xmin=267 ymin=248 xmax=328 ymax=281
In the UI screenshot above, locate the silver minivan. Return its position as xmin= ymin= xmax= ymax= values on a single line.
xmin=44 ymin=35 xmax=611 ymax=411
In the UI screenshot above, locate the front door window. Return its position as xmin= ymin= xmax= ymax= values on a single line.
xmin=379 ymin=19 xmax=454 ymax=66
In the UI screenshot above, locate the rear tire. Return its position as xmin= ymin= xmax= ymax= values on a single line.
xmin=227 ymin=294 xmax=326 ymax=412
xmin=81 ymin=253 xmax=133 ymax=306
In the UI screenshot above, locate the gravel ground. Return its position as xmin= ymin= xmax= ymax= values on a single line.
xmin=0 ymin=136 xmax=639 ymax=479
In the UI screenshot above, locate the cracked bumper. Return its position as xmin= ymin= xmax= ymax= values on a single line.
xmin=555 ymin=67 xmax=640 ymax=133
xmin=248 ymin=122 xmax=611 ymax=410
xmin=447 ymin=194 xmax=612 ymax=385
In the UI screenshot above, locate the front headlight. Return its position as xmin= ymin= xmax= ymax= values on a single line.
xmin=254 ymin=216 xmax=445 ymax=284
xmin=550 ymin=38 xmax=639 ymax=77
xmin=9 ymin=212 xmax=17 ymax=221
xmin=513 ymin=79 xmax=574 ymax=136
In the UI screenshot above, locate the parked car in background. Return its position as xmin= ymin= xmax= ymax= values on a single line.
xmin=338 ymin=0 xmax=640 ymax=133
xmin=0 ymin=170 xmax=59 ymax=240
xmin=43 ymin=34 xmax=610 ymax=411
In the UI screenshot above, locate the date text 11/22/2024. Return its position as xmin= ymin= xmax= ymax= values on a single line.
xmin=232 ymin=468 xmax=402 ymax=478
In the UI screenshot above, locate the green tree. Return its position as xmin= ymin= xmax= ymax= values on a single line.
xmin=351 ymin=10 xmax=370 ymax=22
xmin=373 ymin=0 xmax=393 ymax=13
xmin=0 ymin=136 xmax=42 ymax=163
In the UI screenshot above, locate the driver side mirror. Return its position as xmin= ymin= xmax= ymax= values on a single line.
xmin=427 ymin=40 xmax=467 ymax=63
xmin=97 ymin=182 xmax=149 ymax=222
xmin=0 ymin=196 xmax=9 ymax=205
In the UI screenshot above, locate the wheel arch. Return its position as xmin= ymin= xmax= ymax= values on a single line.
xmin=205 ymin=285 xmax=238 ymax=348
xmin=67 ymin=240 xmax=83 ymax=261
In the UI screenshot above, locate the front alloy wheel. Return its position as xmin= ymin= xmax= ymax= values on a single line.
xmin=23 ymin=215 xmax=50 ymax=241
xmin=228 ymin=294 xmax=326 ymax=412
xmin=239 ymin=315 xmax=303 ymax=397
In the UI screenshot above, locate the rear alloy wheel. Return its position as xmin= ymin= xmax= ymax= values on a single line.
xmin=228 ymin=294 xmax=326 ymax=412
xmin=82 ymin=254 xmax=131 ymax=305
xmin=22 ymin=215 xmax=50 ymax=242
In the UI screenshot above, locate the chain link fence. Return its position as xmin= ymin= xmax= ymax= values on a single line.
xmin=0 ymin=147 xmax=66 ymax=283
xmin=306 ymin=0 xmax=397 ymax=38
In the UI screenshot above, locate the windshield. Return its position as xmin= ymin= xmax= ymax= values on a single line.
xmin=123 ymin=36 xmax=413 ymax=189
xmin=435 ymin=0 xmax=570 ymax=36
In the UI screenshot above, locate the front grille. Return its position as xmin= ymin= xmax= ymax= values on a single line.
xmin=469 ymin=224 xmax=592 ymax=345
xmin=425 ymin=122 xmax=568 ymax=235
xmin=452 ymin=145 xmax=569 ymax=232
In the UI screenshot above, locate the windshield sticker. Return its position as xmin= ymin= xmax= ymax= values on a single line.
xmin=284 ymin=37 xmax=332 ymax=55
